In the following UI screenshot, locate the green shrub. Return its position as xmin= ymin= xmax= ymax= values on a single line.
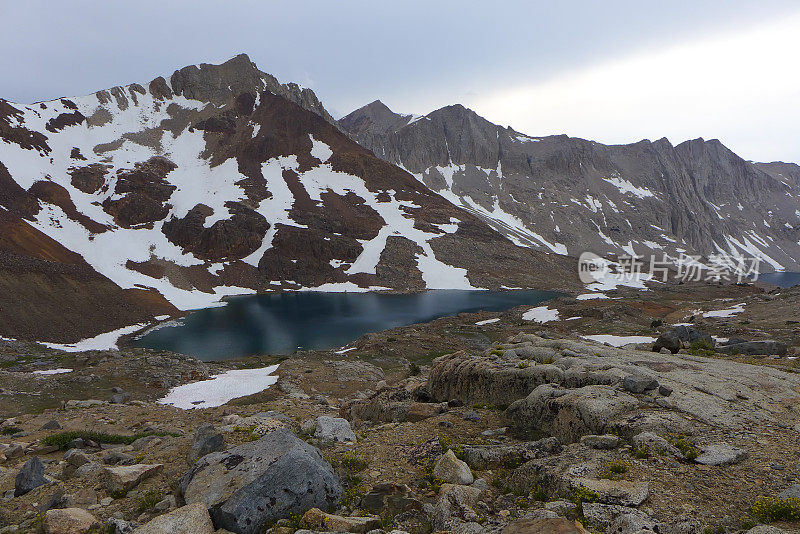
xmin=408 ymin=362 xmax=421 ymax=376
xmin=667 ymin=436 xmax=700 ymax=461
xmin=136 ymin=489 xmax=164 ymax=513
xmin=689 ymin=339 xmax=716 ymax=357
xmin=600 ymin=459 xmax=631 ymax=479
xmin=489 ymin=349 xmax=504 ymax=356
xmin=0 ymin=426 xmax=21 ymax=435
xmin=341 ymin=453 xmax=369 ymax=473
xmin=632 ymin=445 xmax=650 ymax=459
xmin=421 ymin=462 xmax=445 ymax=493
xmin=41 ymin=430 xmax=176 ymax=450
xmin=517 ymin=361 xmax=529 ymax=369
xmin=750 ymin=496 xmax=800 ymax=523
xmin=572 ymin=486 xmax=600 ymax=520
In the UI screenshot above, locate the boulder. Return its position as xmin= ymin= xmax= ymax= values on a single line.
xmin=621 ymin=374 xmax=659 ymax=394
xmin=461 ymin=437 xmax=561 ymax=470
xmin=300 ymin=508 xmax=381 ymax=533
xmin=607 ymin=511 xmax=659 ymax=534
xmin=64 ymin=449 xmax=91 ymax=468
xmin=15 ymin=456 xmax=48 ymax=496
xmin=573 ymin=478 xmax=649 ymax=506
xmin=132 ymin=503 xmax=214 ymax=534
xmin=110 ymin=392 xmax=131 ymax=404
xmin=652 ymin=332 xmax=681 ymax=354
xmin=502 ymin=516 xmax=589 ymax=534
xmin=581 ymin=503 xmax=651 ymax=531
xmin=179 ymin=428 xmax=341 ymax=534
xmin=431 ymin=483 xmax=482 ymax=532
xmin=44 ymin=507 xmax=100 ymax=534
xmin=313 ymin=416 xmax=356 ymax=444
xmin=695 ymin=443 xmax=747 ymax=466
xmin=778 ymin=484 xmax=800 ymax=500
xmin=188 ymin=424 xmax=225 ymax=463
xmin=41 ymin=419 xmax=62 ymax=430
xmin=506 ymin=384 xmax=640 ymax=443
xmin=433 ymin=449 xmax=474 ymax=485
xmin=717 ymin=340 xmax=787 ymax=356
xmin=358 ymin=482 xmax=424 ymax=516
xmin=102 ymin=464 xmax=163 ymax=494
xmin=101 ymin=450 xmax=136 ymax=466
xmin=670 ymin=326 xmax=714 ymax=347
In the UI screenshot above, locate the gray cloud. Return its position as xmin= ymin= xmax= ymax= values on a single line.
xmin=1 ymin=0 xmax=798 ymax=162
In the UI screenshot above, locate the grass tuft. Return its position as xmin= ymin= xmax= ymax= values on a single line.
xmin=41 ymin=430 xmax=176 ymax=450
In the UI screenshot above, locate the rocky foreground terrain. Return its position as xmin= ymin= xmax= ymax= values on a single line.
xmin=2 ymin=282 xmax=800 ymax=534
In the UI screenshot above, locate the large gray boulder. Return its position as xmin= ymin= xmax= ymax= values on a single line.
xmin=695 ymin=443 xmax=748 ymax=466
xmin=313 ymin=416 xmax=357 ymax=444
xmin=717 ymin=340 xmax=787 ymax=356
xmin=652 ymin=332 xmax=681 ymax=354
xmin=179 ymin=428 xmax=341 ymax=534
xmin=505 ymin=384 xmax=640 ymax=442
xmin=15 ymin=456 xmax=48 ymax=496
xmin=433 ymin=449 xmax=474 ymax=485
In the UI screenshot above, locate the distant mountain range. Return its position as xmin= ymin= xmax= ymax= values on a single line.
xmin=0 ymin=54 xmax=572 ymax=343
xmin=339 ymin=100 xmax=800 ymax=274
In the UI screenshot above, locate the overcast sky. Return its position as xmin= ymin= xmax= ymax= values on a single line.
xmin=2 ymin=1 xmax=799 ymax=163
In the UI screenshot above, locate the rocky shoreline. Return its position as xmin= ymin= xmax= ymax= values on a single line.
xmin=2 ymin=281 xmax=800 ymax=533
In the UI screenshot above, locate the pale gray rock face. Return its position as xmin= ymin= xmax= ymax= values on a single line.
xmin=340 ymin=100 xmax=800 ymax=271
xmin=695 ymin=443 xmax=748 ymax=466
xmin=778 ymin=483 xmax=800 ymax=499
xmin=433 ymin=449 xmax=474 ymax=485
xmin=313 ymin=416 xmax=357 ymax=444
xmin=132 ymin=503 xmax=214 ymax=534
xmin=427 ymin=334 xmax=800 ymax=441
xmin=179 ymin=428 xmax=341 ymax=534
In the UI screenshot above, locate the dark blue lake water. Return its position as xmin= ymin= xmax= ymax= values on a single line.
xmin=757 ymin=272 xmax=800 ymax=288
xmin=134 ymin=290 xmax=559 ymax=361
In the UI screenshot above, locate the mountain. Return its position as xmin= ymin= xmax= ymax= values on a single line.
xmin=0 ymin=55 xmax=574 ymax=343
xmin=340 ymin=101 xmax=800 ymax=272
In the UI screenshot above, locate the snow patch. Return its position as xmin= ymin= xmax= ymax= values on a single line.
xmin=42 ymin=323 xmax=146 ymax=352
xmin=158 ymin=364 xmax=280 ymax=409
xmin=522 ymin=306 xmax=559 ymax=323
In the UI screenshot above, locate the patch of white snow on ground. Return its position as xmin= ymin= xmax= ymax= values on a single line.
xmin=309 ymin=135 xmax=333 ymax=162
xmin=158 ymin=364 xmax=280 ymax=409
xmin=32 ymin=368 xmax=73 ymax=375
xmin=475 ymin=318 xmax=501 ymax=326
xmin=576 ymin=293 xmax=609 ymax=300
xmin=42 ymin=324 xmax=146 ymax=352
xmin=581 ymin=335 xmax=656 ymax=347
xmin=522 ymin=306 xmax=559 ymax=323
xmin=703 ymin=303 xmax=746 ymax=318
xmin=335 ymin=347 xmax=357 ymax=355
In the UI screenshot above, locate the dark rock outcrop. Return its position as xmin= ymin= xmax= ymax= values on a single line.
xmin=179 ymin=428 xmax=341 ymax=534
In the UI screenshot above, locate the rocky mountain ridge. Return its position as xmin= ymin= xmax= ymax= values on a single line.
xmin=339 ymin=100 xmax=800 ymax=273
xmin=0 ymin=55 xmax=575 ymax=344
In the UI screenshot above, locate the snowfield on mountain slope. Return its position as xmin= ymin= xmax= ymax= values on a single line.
xmin=0 ymin=83 xmax=480 ymax=312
